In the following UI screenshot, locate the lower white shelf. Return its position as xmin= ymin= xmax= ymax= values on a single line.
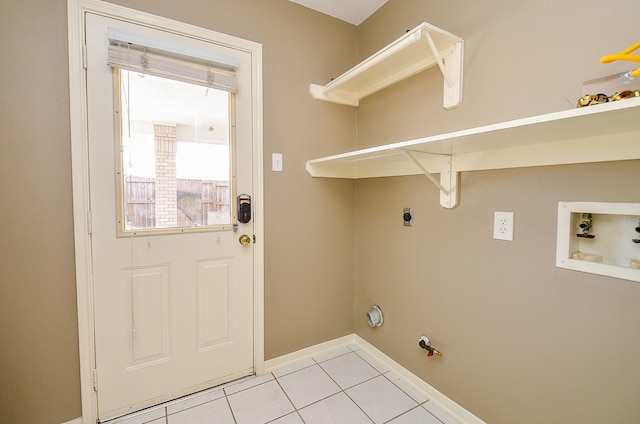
xmin=306 ymin=98 xmax=640 ymax=208
xmin=306 ymin=97 xmax=640 ymax=179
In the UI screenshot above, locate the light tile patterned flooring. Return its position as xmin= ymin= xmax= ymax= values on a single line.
xmin=105 ymin=344 xmax=458 ymax=424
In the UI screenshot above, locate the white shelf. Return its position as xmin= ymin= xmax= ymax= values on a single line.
xmin=306 ymin=98 xmax=640 ymax=208
xmin=309 ymin=22 xmax=464 ymax=109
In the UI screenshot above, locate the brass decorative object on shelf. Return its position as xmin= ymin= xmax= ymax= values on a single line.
xmin=577 ymin=93 xmax=608 ymax=107
xmin=577 ymin=90 xmax=640 ymax=108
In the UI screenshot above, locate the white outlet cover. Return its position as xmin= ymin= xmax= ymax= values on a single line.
xmin=494 ymin=211 xmax=514 ymax=241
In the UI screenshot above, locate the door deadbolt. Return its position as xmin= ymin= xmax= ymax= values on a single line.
xmin=239 ymin=234 xmax=251 ymax=246
xmin=237 ymin=194 xmax=251 ymax=224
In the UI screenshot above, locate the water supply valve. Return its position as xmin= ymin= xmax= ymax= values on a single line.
xmin=577 ymin=213 xmax=595 ymax=239
xmin=418 ymin=336 xmax=442 ymax=357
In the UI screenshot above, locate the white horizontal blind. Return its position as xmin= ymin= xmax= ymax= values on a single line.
xmin=107 ymin=28 xmax=239 ymax=93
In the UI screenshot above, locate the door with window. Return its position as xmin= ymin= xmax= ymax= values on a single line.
xmin=85 ymin=13 xmax=256 ymax=420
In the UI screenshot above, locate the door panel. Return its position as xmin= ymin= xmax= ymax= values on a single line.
xmin=85 ymin=13 xmax=254 ymax=420
xmin=126 ymin=266 xmax=171 ymax=367
xmin=197 ymin=258 xmax=234 ymax=350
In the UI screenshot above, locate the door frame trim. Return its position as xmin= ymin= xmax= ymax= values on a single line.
xmin=67 ymin=1 xmax=264 ymax=422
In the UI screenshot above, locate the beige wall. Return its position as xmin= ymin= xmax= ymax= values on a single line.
xmin=0 ymin=0 xmax=356 ymax=422
xmin=355 ymin=0 xmax=640 ymax=423
xmin=2 ymin=0 xmax=639 ymax=423
xmin=0 ymin=1 xmax=80 ymax=423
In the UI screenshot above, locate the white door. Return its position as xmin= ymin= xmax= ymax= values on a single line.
xmin=85 ymin=13 xmax=255 ymax=420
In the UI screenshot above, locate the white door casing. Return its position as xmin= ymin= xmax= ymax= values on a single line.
xmin=67 ymin=1 xmax=264 ymax=423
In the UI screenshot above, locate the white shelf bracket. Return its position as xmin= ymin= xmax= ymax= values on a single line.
xmin=423 ymin=31 xmax=463 ymax=109
xmin=424 ymin=32 xmax=453 ymax=88
xmin=402 ymin=150 xmax=459 ymax=209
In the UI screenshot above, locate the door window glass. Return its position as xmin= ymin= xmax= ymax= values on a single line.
xmin=116 ymin=69 xmax=234 ymax=234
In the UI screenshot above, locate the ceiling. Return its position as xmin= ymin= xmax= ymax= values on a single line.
xmin=289 ymin=0 xmax=388 ymax=25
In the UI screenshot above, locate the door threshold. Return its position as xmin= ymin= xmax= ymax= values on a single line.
xmin=101 ymin=372 xmax=256 ymax=423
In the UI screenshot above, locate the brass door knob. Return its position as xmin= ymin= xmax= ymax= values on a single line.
xmin=239 ymin=234 xmax=251 ymax=245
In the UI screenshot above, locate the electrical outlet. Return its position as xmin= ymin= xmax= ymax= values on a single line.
xmin=493 ymin=211 xmax=514 ymax=241
xmin=403 ymin=207 xmax=412 ymax=227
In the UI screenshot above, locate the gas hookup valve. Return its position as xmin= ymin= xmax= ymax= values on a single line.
xmin=418 ymin=336 xmax=442 ymax=357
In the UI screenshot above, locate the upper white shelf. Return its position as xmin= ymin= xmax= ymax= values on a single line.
xmin=309 ymin=22 xmax=464 ymax=109
xmin=306 ymin=97 xmax=640 ymax=180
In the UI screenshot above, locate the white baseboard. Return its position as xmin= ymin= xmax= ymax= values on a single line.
xmin=61 ymin=418 xmax=82 ymax=424
xmin=264 ymin=334 xmax=356 ymax=372
xmin=264 ymin=333 xmax=486 ymax=424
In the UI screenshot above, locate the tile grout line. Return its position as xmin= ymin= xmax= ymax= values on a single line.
xmin=269 ymin=376 xmax=305 ymax=424
xmin=381 ymin=404 xmax=434 ymax=424
xmin=272 ymin=360 xmax=317 ymax=379
xmin=340 ymin=387 xmax=376 ymax=424
xmin=375 ymin=372 xmax=446 ymax=424
xmin=380 ymin=370 xmax=430 ymax=405
xmin=312 ymin=349 xmax=440 ymax=424
xmin=223 ymin=373 xmax=274 ymax=397
xmin=262 ymin=349 xmax=383 ymax=424
xmin=224 ymin=393 xmax=239 ymax=424
xmin=314 ymin=352 xmax=379 ymax=424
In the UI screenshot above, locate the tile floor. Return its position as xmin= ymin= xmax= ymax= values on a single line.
xmin=104 ymin=344 xmax=458 ymax=424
